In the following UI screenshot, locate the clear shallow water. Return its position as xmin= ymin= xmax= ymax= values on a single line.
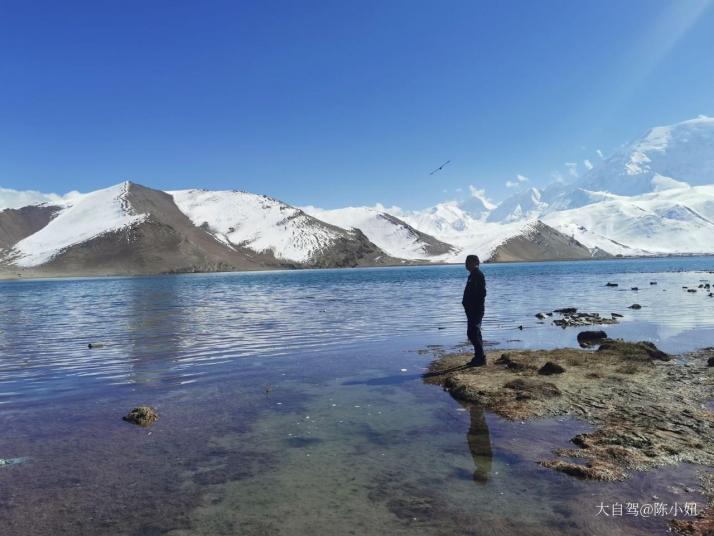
xmin=1 ymin=257 xmax=713 ymax=535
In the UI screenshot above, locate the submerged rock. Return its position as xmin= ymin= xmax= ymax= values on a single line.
xmin=577 ymin=330 xmax=608 ymax=347
xmin=123 ymin=406 xmax=159 ymax=427
xmin=538 ymin=459 xmax=621 ymax=481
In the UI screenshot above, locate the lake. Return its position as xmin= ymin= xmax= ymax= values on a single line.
xmin=1 ymin=257 xmax=713 ymax=535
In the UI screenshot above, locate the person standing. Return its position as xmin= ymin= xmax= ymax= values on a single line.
xmin=462 ymin=255 xmax=487 ymax=366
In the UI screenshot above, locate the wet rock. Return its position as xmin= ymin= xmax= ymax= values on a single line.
xmin=708 ymin=357 xmax=714 ymax=367
xmin=597 ymin=340 xmax=670 ymax=361
xmin=539 ymin=460 xmax=622 ymax=481
xmin=650 ymin=281 xmax=657 ymax=285
xmin=535 ymin=312 xmax=547 ymax=320
xmin=538 ymin=362 xmax=565 ymax=375
xmin=628 ymin=304 xmax=642 ymax=309
xmin=605 ymin=282 xmax=618 ymax=287
xmin=688 ymin=289 xmax=697 ymax=293
xmin=553 ymin=307 xmax=577 ymax=314
xmin=577 ymin=330 xmax=608 ymax=347
xmin=611 ymin=312 xmax=623 ymax=318
xmin=631 ymin=287 xmax=639 ymax=291
xmin=426 ymin=339 xmax=711 ymax=484
xmin=553 ymin=310 xmax=617 ymax=328
xmin=123 ymin=406 xmax=159 ymax=427
xmin=87 ymin=343 xmax=104 ymax=349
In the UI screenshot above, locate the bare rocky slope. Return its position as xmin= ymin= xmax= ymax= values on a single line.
xmin=0 ymin=205 xmax=61 ymax=249
xmin=487 ymin=221 xmax=601 ymax=262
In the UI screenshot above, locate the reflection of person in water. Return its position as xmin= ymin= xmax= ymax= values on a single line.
xmin=467 ymin=405 xmax=493 ymax=483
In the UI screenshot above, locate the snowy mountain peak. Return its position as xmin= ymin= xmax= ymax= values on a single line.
xmin=170 ymin=189 xmax=355 ymax=263
xmin=577 ymin=115 xmax=714 ymax=197
xmin=456 ymin=187 xmax=496 ymax=219
xmin=6 ymin=182 xmax=147 ymax=267
xmin=487 ymin=187 xmax=546 ymax=222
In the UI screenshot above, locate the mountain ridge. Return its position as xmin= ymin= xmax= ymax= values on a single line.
xmin=3 ymin=116 xmax=714 ymax=277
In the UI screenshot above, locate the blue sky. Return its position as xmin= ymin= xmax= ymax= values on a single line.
xmin=1 ymin=0 xmax=713 ymax=209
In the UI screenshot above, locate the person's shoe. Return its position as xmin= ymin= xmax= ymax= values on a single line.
xmin=468 ymin=357 xmax=486 ymax=367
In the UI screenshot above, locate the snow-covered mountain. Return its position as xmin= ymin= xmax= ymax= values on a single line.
xmin=171 ymin=189 xmax=391 ymax=265
xmin=577 ymin=115 xmax=714 ymax=197
xmin=321 ymin=201 xmax=597 ymax=262
xmin=301 ymin=205 xmax=457 ymax=260
xmin=6 ymin=182 xmax=147 ymax=267
xmin=486 ymin=187 xmax=548 ymax=223
xmin=486 ymin=116 xmax=714 ymax=221
xmin=544 ymin=184 xmax=714 ymax=256
xmin=0 ymin=182 xmax=397 ymax=276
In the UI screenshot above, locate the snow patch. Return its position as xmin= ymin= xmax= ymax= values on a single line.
xmin=170 ymin=189 xmax=343 ymax=263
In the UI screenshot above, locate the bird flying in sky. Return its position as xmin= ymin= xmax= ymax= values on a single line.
xmin=429 ymin=160 xmax=451 ymax=175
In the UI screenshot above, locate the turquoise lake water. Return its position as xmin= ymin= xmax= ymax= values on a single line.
xmin=0 ymin=257 xmax=713 ymax=535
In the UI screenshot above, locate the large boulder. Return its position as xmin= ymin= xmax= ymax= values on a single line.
xmin=577 ymin=330 xmax=608 ymax=347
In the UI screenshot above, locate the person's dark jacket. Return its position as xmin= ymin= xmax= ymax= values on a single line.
xmin=462 ymin=267 xmax=486 ymax=320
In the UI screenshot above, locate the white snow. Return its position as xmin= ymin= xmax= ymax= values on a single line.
xmin=576 ymin=115 xmax=714 ymax=197
xmin=487 ymin=187 xmax=548 ymax=222
xmin=10 ymin=182 xmax=146 ymax=267
xmin=170 ymin=189 xmax=344 ymax=263
xmin=544 ymin=185 xmax=714 ymax=255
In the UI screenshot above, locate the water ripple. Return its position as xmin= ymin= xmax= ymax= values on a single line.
xmin=1 ymin=256 xmax=713 ymax=407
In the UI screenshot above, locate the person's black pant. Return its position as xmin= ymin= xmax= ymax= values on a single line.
xmin=466 ymin=315 xmax=485 ymax=362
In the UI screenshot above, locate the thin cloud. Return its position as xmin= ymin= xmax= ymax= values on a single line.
xmin=584 ymin=159 xmax=594 ymax=170
xmin=565 ymin=162 xmax=578 ymax=178
xmin=505 ymin=174 xmax=529 ymax=188
xmin=596 ymin=149 xmax=605 ymax=159
xmin=467 ymin=185 xmax=496 ymax=210
xmin=0 ymin=187 xmax=81 ymax=210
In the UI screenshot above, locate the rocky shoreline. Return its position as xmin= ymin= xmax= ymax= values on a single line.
xmin=425 ymin=339 xmax=714 ymax=533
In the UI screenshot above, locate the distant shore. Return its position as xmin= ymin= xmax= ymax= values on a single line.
xmin=2 ymin=252 xmax=714 ymax=282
